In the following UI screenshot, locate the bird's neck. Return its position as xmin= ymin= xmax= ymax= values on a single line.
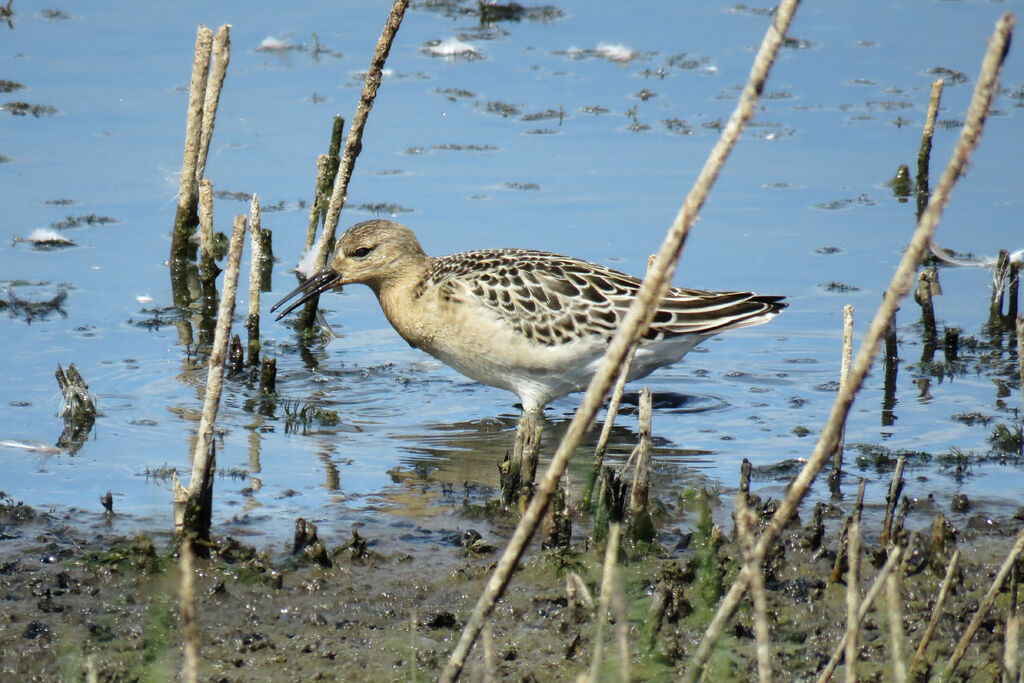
xmin=372 ymin=257 xmax=435 ymax=347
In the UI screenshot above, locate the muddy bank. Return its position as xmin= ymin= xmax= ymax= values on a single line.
xmin=1 ymin=470 xmax=1021 ymax=681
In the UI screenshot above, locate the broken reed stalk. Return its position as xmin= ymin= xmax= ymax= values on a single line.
xmin=246 ymin=194 xmax=263 ymax=366
xmin=843 ymin=480 xmax=866 ymax=683
xmin=589 ymin=520 xmax=624 ymax=682
xmin=179 ymin=539 xmax=199 ymax=683
xmin=171 ymin=25 xmax=213 ymax=255
xmin=881 ymin=455 xmax=906 ymax=547
xmin=304 ymin=154 xmax=331 ymax=254
xmin=916 ymin=79 xmax=943 ymax=222
xmin=196 ymin=25 xmax=230 ymax=181
xmin=584 ymin=343 xmax=638 ymax=510
xmin=735 ymin=495 xmax=772 ymax=683
xmin=439 ymin=3 xmax=802 ymax=679
xmin=628 ymin=388 xmax=653 ymax=517
xmin=886 ymin=572 xmax=907 ymax=683
xmin=816 ymin=546 xmax=904 ymax=683
xmin=174 ymin=214 xmax=247 ymax=547
xmin=301 ymin=0 xmax=410 ymax=324
xmin=830 ymin=304 xmax=854 ymax=492
xmin=915 ymin=267 xmax=940 ymax=342
xmin=683 ymin=14 xmax=1014 ymax=681
xmin=942 ymin=526 xmax=1024 ymax=679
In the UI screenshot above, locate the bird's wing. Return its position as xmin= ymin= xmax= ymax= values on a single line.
xmin=421 ymin=250 xmax=785 ymax=347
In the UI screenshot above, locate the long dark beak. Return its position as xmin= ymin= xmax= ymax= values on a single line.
xmin=270 ymin=269 xmax=342 ymax=321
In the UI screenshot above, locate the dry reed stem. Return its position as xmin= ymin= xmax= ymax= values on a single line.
xmin=1005 ymin=613 xmax=1019 ymax=683
xmin=246 ymin=194 xmax=263 ymax=366
xmin=181 ymin=215 xmax=247 ymax=538
xmin=943 ymin=526 xmax=1024 ymax=679
xmin=917 ymin=79 xmax=943 ymax=222
xmin=882 ymin=455 xmax=906 ymax=547
xmin=612 ymin=570 xmax=630 ymax=683
xmin=832 ymin=304 xmax=854 ymax=481
xmin=886 ymin=572 xmax=907 ymax=682
xmin=907 ymin=548 xmax=960 ymax=677
xmin=735 ymin=495 xmax=772 ymax=683
xmin=196 ymin=25 xmax=230 ymax=180
xmin=589 ymin=521 xmax=623 ymax=682
xmin=304 ymin=154 xmax=330 ymax=254
xmin=843 ymin=480 xmax=866 ymax=683
xmin=440 ymin=3 xmax=800 ymax=678
xmin=628 ymin=388 xmax=652 ymax=515
xmin=816 ymin=546 xmax=904 ymax=683
xmin=179 ymin=539 xmax=198 ymax=683
xmin=198 ymin=179 xmax=214 ymax=263
xmin=684 ymin=14 xmax=1013 ymax=681
xmin=1017 ymin=313 xmax=1023 ymax=414
xmin=312 ymin=0 xmax=409 ymax=274
xmin=173 ymin=25 xmax=212 ymax=237
xmin=482 ymin=619 xmax=495 ymax=683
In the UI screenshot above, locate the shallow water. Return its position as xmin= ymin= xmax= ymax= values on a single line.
xmin=2 ymin=0 xmax=1022 ymax=548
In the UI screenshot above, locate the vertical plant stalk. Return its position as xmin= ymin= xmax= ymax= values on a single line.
xmin=176 ymin=215 xmax=247 ymax=547
xmin=172 ymin=25 xmax=213 ymax=256
xmin=246 ymin=194 xmax=263 ymax=366
xmin=942 ymin=527 xmax=1024 ymax=679
xmin=830 ymin=304 xmax=854 ymax=492
xmin=301 ymin=0 xmax=410 ymax=323
xmin=881 ymin=455 xmax=906 ymax=547
xmin=586 ymin=258 xmax=652 ymax=508
xmin=304 ymin=154 xmax=331 ymax=254
xmin=1018 ymin=313 xmax=1024 ymax=414
xmin=816 ymin=546 xmax=904 ymax=683
xmin=179 ymin=539 xmax=199 ymax=683
xmin=589 ymin=520 xmax=623 ymax=682
xmin=886 ymin=572 xmax=907 ymax=683
xmin=440 ymin=2 xmax=802 ymax=679
xmin=735 ymin=495 xmax=772 ymax=683
xmin=684 ymin=14 xmax=1014 ymax=681
xmin=843 ymin=480 xmax=865 ymax=683
xmin=198 ymin=178 xmax=214 ymax=265
xmin=907 ymin=549 xmax=960 ymax=677
xmin=628 ymin=388 xmax=653 ymax=515
xmin=916 ymin=79 xmax=943 ymax=223
xmin=196 ymin=25 xmax=230 ymax=180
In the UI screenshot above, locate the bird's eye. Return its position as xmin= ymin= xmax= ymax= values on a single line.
xmin=352 ymin=246 xmax=374 ymax=258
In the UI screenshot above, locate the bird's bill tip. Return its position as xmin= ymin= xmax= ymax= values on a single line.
xmin=270 ymin=269 xmax=341 ymax=320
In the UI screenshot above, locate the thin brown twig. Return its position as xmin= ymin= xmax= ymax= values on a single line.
xmin=305 ymin=0 xmax=409 ymax=319
xmin=684 ymin=14 xmax=1014 ymax=680
xmin=943 ymin=526 xmax=1024 ymax=679
xmin=441 ymin=3 xmax=800 ymax=678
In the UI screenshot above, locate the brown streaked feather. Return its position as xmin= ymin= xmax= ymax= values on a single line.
xmin=418 ymin=249 xmax=786 ymax=348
